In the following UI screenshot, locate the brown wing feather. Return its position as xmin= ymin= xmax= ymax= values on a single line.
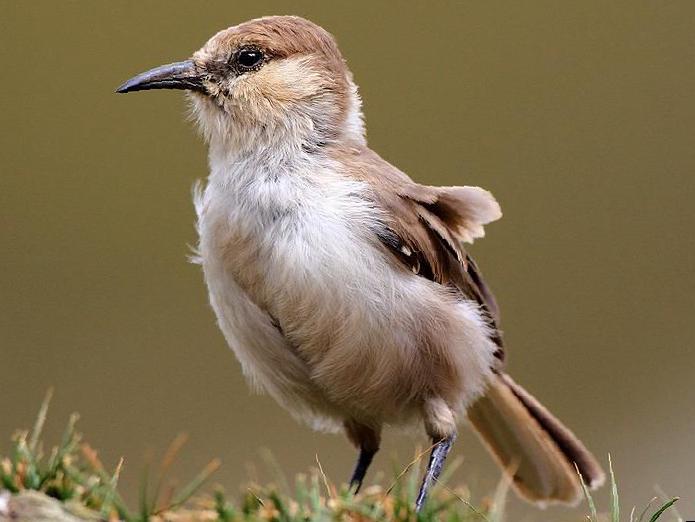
xmin=338 ymin=146 xmax=504 ymax=355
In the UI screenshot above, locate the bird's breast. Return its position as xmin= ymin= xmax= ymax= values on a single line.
xmin=194 ymin=161 xmax=497 ymax=423
xmin=196 ymin=163 xmax=385 ymax=328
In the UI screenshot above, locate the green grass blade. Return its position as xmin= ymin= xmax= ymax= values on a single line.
xmin=99 ymin=457 xmax=123 ymax=519
xmin=488 ymin=470 xmax=513 ymax=522
xmin=648 ymin=497 xmax=679 ymax=522
xmin=436 ymin=482 xmax=489 ymax=522
xmin=269 ymin=491 xmax=292 ymax=522
xmin=139 ymin=460 xmax=151 ymax=521
xmin=308 ymin=474 xmax=322 ymax=513
xmin=261 ymin=448 xmax=291 ymax=495
xmin=214 ymin=489 xmax=236 ymax=522
xmin=48 ymin=413 xmax=80 ymax=475
xmin=29 ymin=389 xmax=53 ymax=453
xmin=169 ymin=458 xmax=220 ymax=509
xmin=576 ymin=464 xmax=598 ymax=522
xmin=151 ymin=433 xmax=188 ymax=515
xmin=654 ymin=486 xmax=684 ymax=522
xmin=609 ymin=454 xmax=619 ymax=522
xmin=637 ymin=497 xmax=658 ymax=522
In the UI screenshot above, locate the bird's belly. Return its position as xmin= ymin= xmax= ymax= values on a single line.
xmin=201 ymin=253 xmax=346 ymax=431
xmin=205 ymin=227 xmax=496 ymax=426
xmin=195 ymin=176 xmax=497 ymax=427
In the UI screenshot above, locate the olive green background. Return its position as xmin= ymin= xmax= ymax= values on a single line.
xmin=2 ymin=1 xmax=694 ymax=520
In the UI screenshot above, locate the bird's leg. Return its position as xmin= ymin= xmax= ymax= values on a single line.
xmin=415 ymin=433 xmax=457 ymax=512
xmin=344 ymin=420 xmax=381 ymax=493
xmin=417 ymin=399 xmax=459 ymax=512
xmin=349 ymin=446 xmax=378 ymax=492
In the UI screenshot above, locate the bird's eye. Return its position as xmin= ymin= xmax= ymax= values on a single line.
xmin=236 ymin=48 xmax=264 ymax=70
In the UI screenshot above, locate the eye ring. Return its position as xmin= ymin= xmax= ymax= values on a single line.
xmin=235 ymin=47 xmax=265 ymax=71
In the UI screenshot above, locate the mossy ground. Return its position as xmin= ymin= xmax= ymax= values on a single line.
xmin=0 ymin=392 xmax=681 ymax=522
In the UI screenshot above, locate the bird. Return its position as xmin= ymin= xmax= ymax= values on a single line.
xmin=116 ymin=15 xmax=605 ymax=511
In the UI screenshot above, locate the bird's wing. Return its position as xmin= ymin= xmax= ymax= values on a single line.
xmin=346 ymin=147 xmax=504 ymax=354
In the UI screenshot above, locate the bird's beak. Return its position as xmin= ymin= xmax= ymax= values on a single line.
xmin=115 ymin=59 xmax=205 ymax=94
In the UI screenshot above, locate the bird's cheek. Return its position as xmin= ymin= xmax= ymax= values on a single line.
xmin=202 ymin=80 xmax=223 ymax=98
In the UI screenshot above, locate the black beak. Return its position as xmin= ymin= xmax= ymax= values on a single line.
xmin=115 ymin=59 xmax=205 ymax=94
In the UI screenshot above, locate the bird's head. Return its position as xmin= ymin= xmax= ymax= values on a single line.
xmin=117 ymin=16 xmax=365 ymax=155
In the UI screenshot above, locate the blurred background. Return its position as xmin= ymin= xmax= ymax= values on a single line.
xmin=2 ymin=1 xmax=694 ymax=520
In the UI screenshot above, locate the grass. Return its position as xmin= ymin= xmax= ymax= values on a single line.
xmin=0 ymin=391 xmax=683 ymax=521
xmin=577 ymin=456 xmax=681 ymax=522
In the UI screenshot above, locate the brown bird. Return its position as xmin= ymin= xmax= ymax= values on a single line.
xmin=116 ymin=15 xmax=604 ymax=511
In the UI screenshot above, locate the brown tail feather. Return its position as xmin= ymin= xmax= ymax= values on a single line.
xmin=467 ymin=373 xmax=605 ymax=505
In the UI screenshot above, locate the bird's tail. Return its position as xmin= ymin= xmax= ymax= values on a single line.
xmin=467 ymin=373 xmax=605 ymax=505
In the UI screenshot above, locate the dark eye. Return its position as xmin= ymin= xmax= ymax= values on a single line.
xmin=236 ymin=48 xmax=264 ymax=70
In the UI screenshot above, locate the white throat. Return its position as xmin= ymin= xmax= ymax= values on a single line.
xmin=188 ymin=76 xmax=366 ymax=166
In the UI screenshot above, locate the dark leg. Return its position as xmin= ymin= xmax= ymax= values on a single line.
xmin=415 ymin=433 xmax=457 ymax=512
xmin=344 ymin=420 xmax=381 ymax=493
xmin=349 ymin=446 xmax=377 ymax=492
